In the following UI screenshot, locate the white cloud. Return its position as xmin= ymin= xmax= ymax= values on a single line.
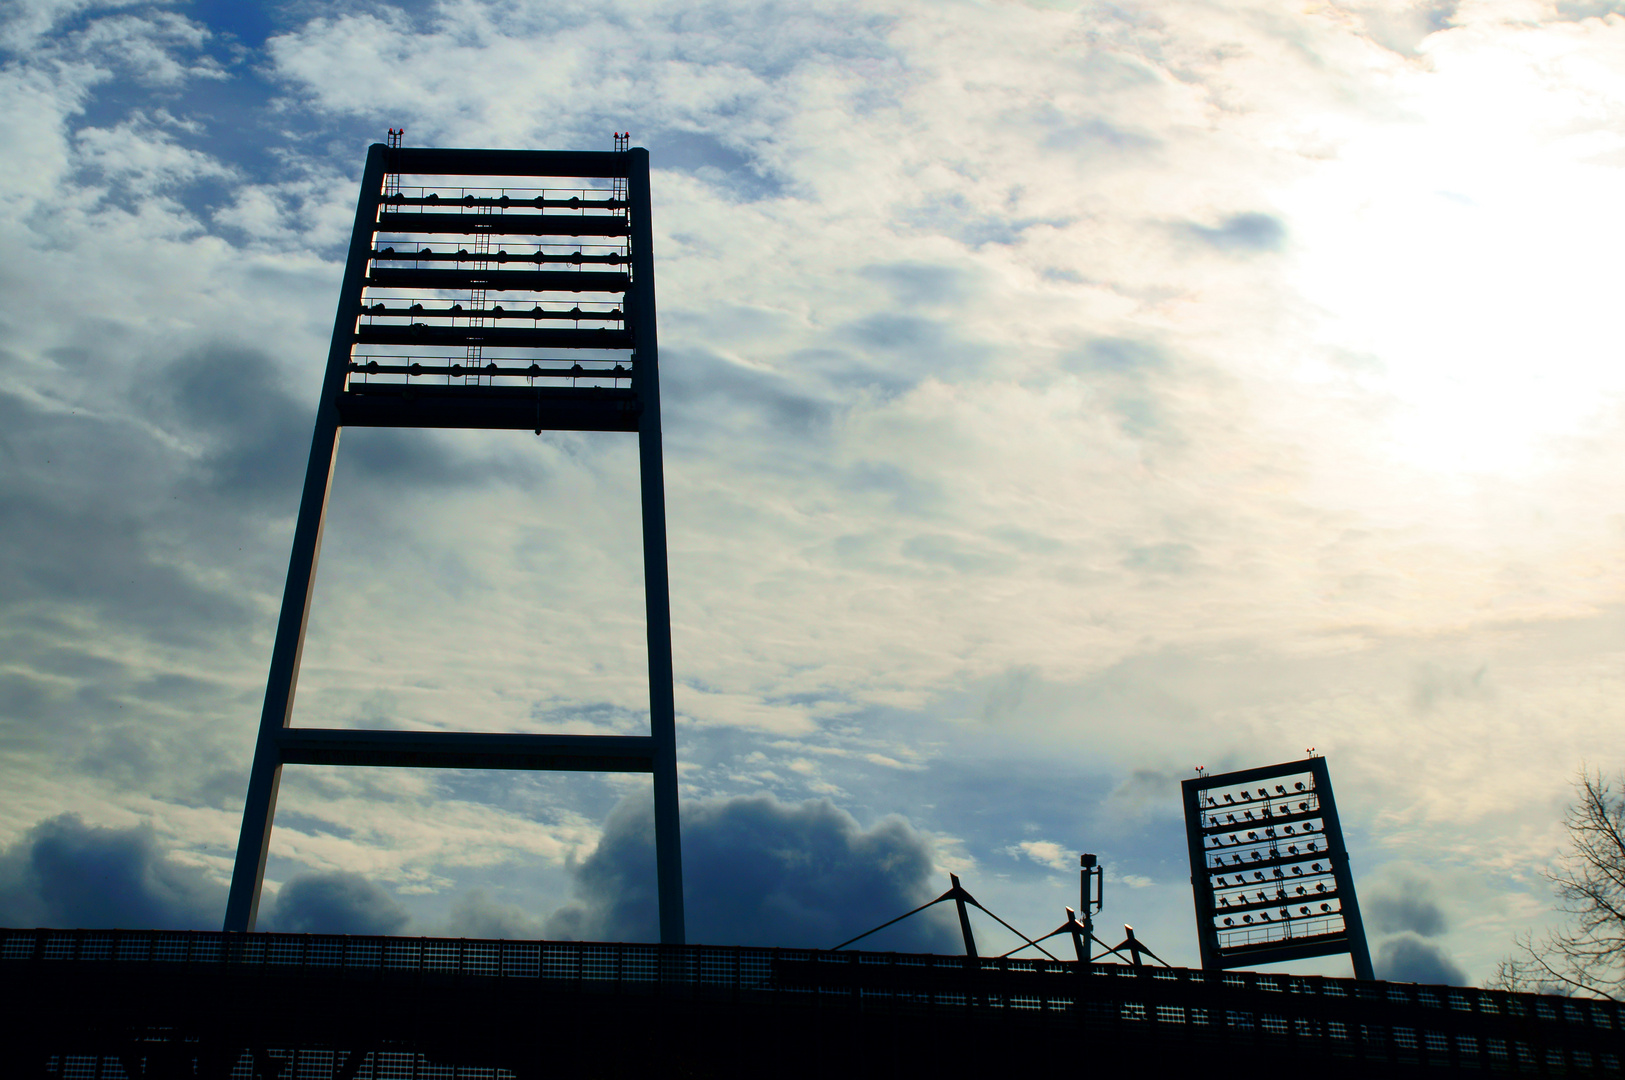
xmin=1010 ymin=839 xmax=1073 ymax=871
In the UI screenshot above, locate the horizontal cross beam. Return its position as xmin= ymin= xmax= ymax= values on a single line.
xmin=277 ymin=728 xmax=656 ymax=772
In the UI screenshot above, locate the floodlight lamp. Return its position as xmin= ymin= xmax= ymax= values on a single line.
xmin=1275 ymin=785 xmax=1286 ymax=794
xmin=1081 ymin=853 xmax=1097 ymax=868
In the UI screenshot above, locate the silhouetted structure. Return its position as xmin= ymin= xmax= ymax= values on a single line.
xmin=225 ymin=139 xmax=685 ymax=943
xmin=5 ymin=927 xmax=1620 ymax=1078
xmin=1183 ymin=756 xmax=1373 ymax=978
xmin=832 ymin=873 xmax=1052 ymax=958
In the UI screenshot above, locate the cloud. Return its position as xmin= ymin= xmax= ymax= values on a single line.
xmin=0 ymin=814 xmax=223 ymax=929
xmin=267 ymin=871 xmax=410 ymax=936
xmin=1377 ymin=933 xmax=1467 ymax=985
xmin=441 ymin=890 xmax=546 ymax=940
xmin=1181 ymin=212 xmax=1287 ymax=254
xmin=1009 ymin=839 xmax=1072 ymax=872
xmin=1365 ymin=869 xmax=1448 ymax=937
xmin=546 ymin=793 xmax=957 ymax=951
xmin=3 ymin=0 xmax=1625 ymax=986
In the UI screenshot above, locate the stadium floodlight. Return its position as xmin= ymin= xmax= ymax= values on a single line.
xmin=1180 ymin=755 xmax=1372 ymax=978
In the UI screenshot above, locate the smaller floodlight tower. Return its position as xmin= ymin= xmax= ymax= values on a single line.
xmin=1181 ymin=755 xmax=1372 ymax=979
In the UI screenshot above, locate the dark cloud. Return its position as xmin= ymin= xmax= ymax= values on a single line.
xmin=647 ymin=129 xmax=786 ymax=202
xmin=546 ymin=793 xmax=957 ymax=951
xmin=0 ymin=389 xmax=253 ymax=641
xmin=1366 ymin=872 xmax=1448 ymax=937
xmin=1066 ymin=337 xmax=1167 ymax=375
xmin=858 ymin=261 xmax=981 ymax=308
xmin=161 ymin=346 xmax=311 ymax=501
xmin=898 ymin=193 xmax=1070 ymax=247
xmin=267 ymin=871 xmax=410 ymax=936
xmin=1182 ymin=213 xmax=1286 ymax=254
xmin=442 ymin=890 xmax=546 ymax=940
xmin=1377 ymin=933 xmax=1466 ymax=985
xmin=838 ymin=313 xmax=988 ymax=384
xmin=842 ymin=460 xmax=946 ymax=517
xmin=1061 ymin=337 xmax=1177 ymax=442
xmin=662 ymin=347 xmax=833 ymax=438
xmin=0 ymin=814 xmax=224 ymax=929
xmin=1040 ymin=114 xmax=1159 ymax=156
xmin=1555 ymin=0 xmax=1625 ymax=17
xmin=1409 ymin=662 xmax=1490 ymax=714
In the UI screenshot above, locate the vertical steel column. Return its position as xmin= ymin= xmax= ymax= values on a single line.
xmin=1311 ymin=756 xmax=1374 ymax=979
xmin=627 ymin=147 xmax=686 ymax=945
xmin=1181 ymin=778 xmax=1220 ymax=969
xmin=223 ymin=145 xmax=388 ymax=932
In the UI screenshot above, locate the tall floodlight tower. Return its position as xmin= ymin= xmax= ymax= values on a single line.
xmin=224 ymin=137 xmax=685 ymax=944
xmin=1181 ymin=755 xmax=1372 ymax=979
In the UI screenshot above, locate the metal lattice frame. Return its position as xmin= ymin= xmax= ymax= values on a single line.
xmin=224 ymin=144 xmax=684 ymax=943
xmin=1182 ymin=756 xmax=1372 ymax=977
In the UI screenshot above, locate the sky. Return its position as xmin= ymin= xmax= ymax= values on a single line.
xmin=2 ymin=0 xmax=1625 ymax=987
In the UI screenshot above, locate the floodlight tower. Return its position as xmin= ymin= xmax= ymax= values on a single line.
xmin=224 ymin=135 xmax=685 ymax=943
xmin=1181 ymin=755 xmax=1371 ymax=979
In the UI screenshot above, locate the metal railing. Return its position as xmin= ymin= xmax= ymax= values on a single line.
xmin=5 ymin=928 xmax=1623 ymax=1076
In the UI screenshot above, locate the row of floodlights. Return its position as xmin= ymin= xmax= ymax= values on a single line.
xmin=373 ymin=248 xmax=624 ymax=266
xmin=384 ymin=193 xmax=622 ymax=209
xmin=1205 ymin=802 xmax=1317 ymax=829
xmin=1211 ymin=848 xmax=1324 ymax=869
xmin=365 ymin=303 xmax=622 ymax=319
xmin=1205 ymin=780 xmax=1311 ymax=805
xmin=1211 ymin=839 xmax=1323 ymax=860
xmin=1222 ymin=903 xmax=1336 ymax=926
xmin=1218 ymin=880 xmax=1334 ymax=899
xmin=351 ymin=360 xmax=628 ymax=378
xmin=1214 ymin=860 xmax=1330 ymax=881
xmin=1208 ymin=821 xmax=1320 ymax=845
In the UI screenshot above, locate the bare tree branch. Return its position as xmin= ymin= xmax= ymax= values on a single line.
xmin=1498 ymin=769 xmax=1625 ymax=1000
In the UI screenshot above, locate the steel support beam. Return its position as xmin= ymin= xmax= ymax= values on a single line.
xmin=277 ymin=729 xmax=655 ymax=772
xmin=628 ymin=147 xmax=686 ymax=946
xmin=224 ymin=145 xmax=388 ymax=934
